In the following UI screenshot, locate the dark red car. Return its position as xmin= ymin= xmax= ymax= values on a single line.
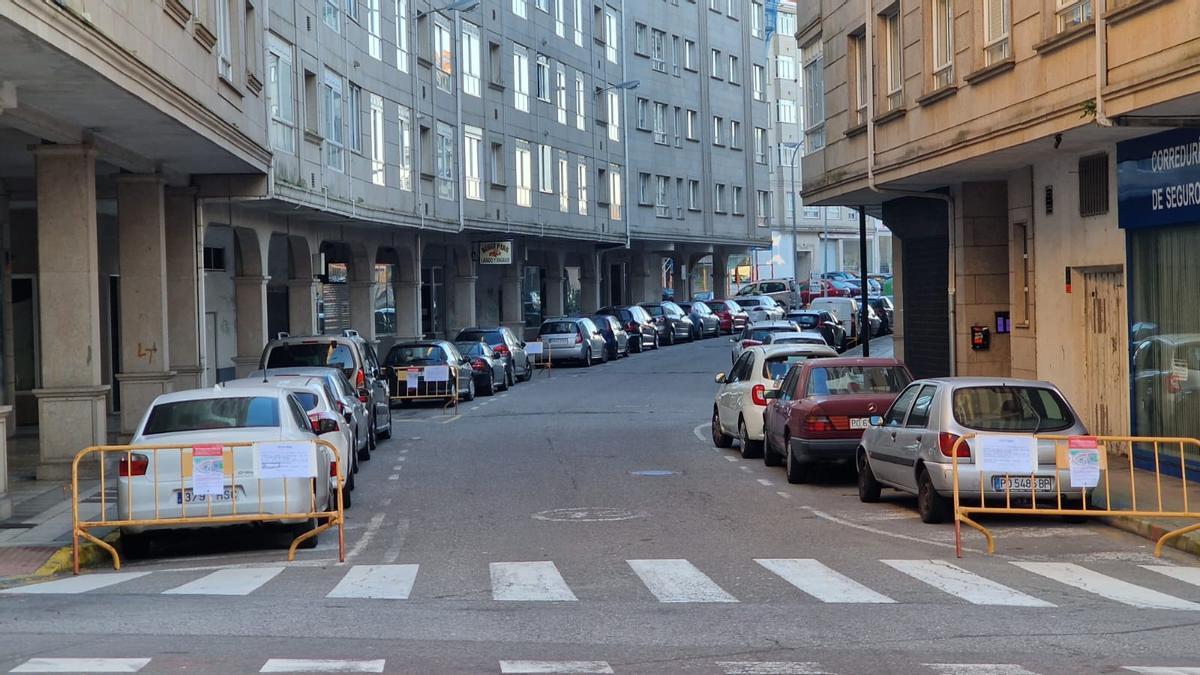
xmin=709 ymin=299 xmax=750 ymax=334
xmin=799 ymin=279 xmax=851 ymax=306
xmin=761 ymin=357 xmax=912 ymax=484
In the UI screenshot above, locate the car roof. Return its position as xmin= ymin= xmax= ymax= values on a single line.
xmin=152 ymin=385 xmax=286 ymax=403
xmin=754 ymin=344 xmax=839 ymax=357
xmin=805 ymin=357 xmax=905 ymax=367
xmin=457 ymin=326 xmax=506 ymax=332
xmin=774 ymin=331 xmax=828 ymax=340
xmin=746 ymin=320 xmax=797 ymax=328
xmin=224 ymin=377 xmax=326 ymax=393
xmin=911 ymin=376 xmax=1064 ymax=389
xmin=250 ymin=367 xmax=340 ymax=379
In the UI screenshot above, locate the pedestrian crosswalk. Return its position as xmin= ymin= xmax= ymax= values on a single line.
xmin=4 ymin=557 xmax=1200 ymax=611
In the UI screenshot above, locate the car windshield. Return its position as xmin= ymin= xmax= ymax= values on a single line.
xmin=457 ymin=330 xmax=503 ymax=345
xmin=641 ymin=305 xmax=664 ymax=317
xmin=266 ymin=342 xmax=356 ymax=376
xmin=384 ymin=345 xmax=447 ymax=366
xmin=662 ymin=302 xmax=684 ymax=316
xmin=952 ymin=386 xmax=1075 ymax=432
xmin=737 ymin=298 xmax=761 ymax=307
xmin=591 ymin=317 xmax=613 ymax=330
xmin=540 ymin=321 xmax=579 ymax=335
xmin=693 ymin=302 xmax=712 ymax=314
xmin=773 ymin=335 xmax=825 ymax=345
xmin=790 ymin=314 xmax=819 ymax=329
xmin=807 ymin=366 xmax=912 ymax=395
xmin=143 ymin=397 xmax=280 ymax=434
xmin=764 ymin=354 xmax=821 ymax=380
xmin=759 ymin=297 xmax=778 ymax=307
xmin=745 ymin=327 xmax=798 ymax=342
xmin=455 ymin=342 xmax=488 ymax=357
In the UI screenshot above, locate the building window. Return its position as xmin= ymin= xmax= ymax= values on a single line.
xmin=395 ymin=0 xmax=408 ymax=73
xmin=756 ymin=189 xmax=770 ymax=226
xmin=369 ymin=93 xmax=385 ymax=185
xmin=607 ymin=90 xmax=620 ymax=142
xmin=573 ymin=0 xmax=584 ymax=45
xmin=345 ymin=0 xmax=357 ymax=21
xmin=729 ymin=120 xmax=742 ymax=149
xmin=555 ymin=66 xmax=567 ymax=124
xmin=653 ymin=102 xmax=668 ymax=144
xmin=710 ymin=49 xmax=722 ymax=78
xmin=203 ymin=246 xmax=226 ymax=270
xmin=433 ymin=18 xmax=453 ymax=92
xmin=688 ymin=179 xmax=700 ymax=210
xmin=536 ymin=55 xmax=551 ymax=102
xmin=397 ymin=106 xmax=412 ymax=190
xmin=463 ymin=22 xmax=481 ymax=97
xmin=435 ymin=121 xmax=455 ymax=200
xmin=216 ymin=0 xmax=233 ymax=81
xmin=828 ymin=206 xmax=840 ymax=219
xmin=673 ymin=107 xmax=682 ymax=146
xmin=1056 ymin=0 xmax=1093 ymax=32
xmin=608 ymin=165 xmax=622 ymax=220
xmin=982 ymin=0 xmax=1011 ymax=64
xmin=686 ymin=109 xmax=698 ymax=140
xmin=728 ymin=55 xmax=740 ymax=84
xmin=655 ymin=175 xmax=670 ymax=217
xmin=536 ymin=0 xmax=549 ymax=11
xmin=752 ymin=64 xmax=765 ymax=100
xmin=576 ymin=158 xmax=588 ymax=215
xmin=605 ymin=11 xmax=619 ymax=63
xmin=539 ymin=144 xmax=554 ymax=193
xmin=777 ymin=99 xmax=797 ymax=124
xmin=751 ymin=1 xmax=763 ymax=37
xmin=850 ymin=33 xmax=868 ymax=125
xmin=804 ymin=206 xmax=820 ymax=218
xmin=575 ymin=74 xmax=586 ymax=130
xmin=714 ymin=183 xmax=726 ymax=213
xmin=323 ymin=0 xmax=339 ymax=31
xmin=636 ymin=97 xmax=650 ymax=130
xmin=513 ymin=0 xmax=527 ymax=18
xmin=555 ymin=0 xmax=565 ymax=37
xmin=732 ymin=186 xmax=743 ymax=215
xmin=490 ymin=141 xmax=505 ymax=185
xmin=322 ymin=69 xmax=344 ymax=172
xmin=464 ymin=126 xmax=483 ymax=200
xmin=802 ymin=38 xmax=825 ymax=152
xmin=883 ymin=12 xmax=902 ymax=109
xmin=778 ymin=12 xmax=795 ymax=34
xmin=515 ymin=140 xmax=532 ymax=206
xmin=1078 ymin=153 xmax=1109 ymax=217
xmin=671 ymin=35 xmax=680 ymax=75
xmin=777 ymin=54 xmax=795 ymax=80
xmin=684 ymin=39 xmax=697 ymax=70
xmin=267 ymin=35 xmax=296 ymax=154
xmin=712 ymin=116 xmax=723 ymax=145
xmin=348 ymin=84 xmax=362 ymax=153
xmin=651 ymin=29 xmax=666 ymax=71
xmin=558 ymin=151 xmax=569 ymax=212
xmin=638 ymin=172 xmax=651 ymax=205
xmin=635 ymin=23 xmax=648 ymax=54
xmin=367 ymin=0 xmax=381 ymax=59
xmin=932 ymin=0 xmax=954 ymax=89
xmin=513 ymin=45 xmax=530 ymax=112
xmin=754 ymin=127 xmax=767 ymax=163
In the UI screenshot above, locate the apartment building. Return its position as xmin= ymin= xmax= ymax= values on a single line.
xmin=796 ymin=0 xmax=1200 ymax=444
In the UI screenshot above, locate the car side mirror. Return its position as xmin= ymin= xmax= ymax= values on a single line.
xmin=714 ymin=372 xmax=726 ymax=383
xmin=869 ymin=415 xmax=884 ymax=426
xmin=729 ymin=337 xmax=737 ymax=343
xmin=763 ymin=389 xmax=780 ymax=400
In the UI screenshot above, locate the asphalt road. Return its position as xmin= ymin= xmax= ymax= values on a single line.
xmin=1 ymin=337 xmax=1199 ymax=674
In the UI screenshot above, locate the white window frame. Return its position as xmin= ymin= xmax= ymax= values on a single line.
xmin=464 ymin=125 xmax=483 ymax=201
xmin=752 ymin=64 xmax=765 ymax=101
xmin=513 ymin=0 xmax=527 ymax=19
xmin=778 ymin=99 xmax=797 ymax=124
xmin=397 ymin=105 xmax=413 ymax=190
xmin=462 ymin=22 xmax=481 ymax=97
xmin=688 ymin=179 xmax=700 ymax=211
xmin=433 ymin=18 xmax=454 ymax=92
xmin=323 ymin=0 xmax=339 ymax=32
xmin=323 ymin=70 xmax=345 ymax=172
xmin=712 ymin=115 xmax=723 ymax=145
xmin=348 ymin=83 xmax=362 ymax=153
xmin=653 ymin=102 xmax=667 ymax=144
xmin=216 ymin=0 xmax=233 ymax=81
xmin=714 ymin=183 xmax=726 ymax=213
xmin=515 ymin=140 xmax=533 ymax=207
xmin=577 ymin=158 xmax=588 ymax=215
xmin=684 ymin=39 xmax=697 ymax=70
xmin=556 ymin=65 xmax=567 ymax=124
xmin=513 ymin=45 xmax=530 ymax=112
xmin=605 ymin=11 xmax=618 ymax=63
xmin=573 ymin=0 xmax=584 ymax=45
xmin=558 ymin=151 xmax=569 ymax=213
xmin=1055 ymin=0 xmax=1093 ymax=32
xmin=802 ymin=39 xmax=825 ymax=152
xmin=984 ymin=0 xmax=1011 ymax=64
xmin=751 ymin=1 xmax=763 ymax=37
xmin=394 ymin=0 xmax=408 ymax=72
xmin=886 ymin=12 xmax=903 ymax=108
xmin=369 ymin=92 xmax=385 ymax=185
xmin=435 ymin=121 xmax=456 ymax=201
xmin=732 ymin=186 xmax=743 ymax=215
xmin=575 ymin=74 xmax=586 ymax=130
xmin=608 ymin=165 xmax=622 ymax=220
xmin=754 ymin=128 xmax=767 ymax=163
xmin=729 ymin=119 xmax=741 ymax=149
xmin=651 ymin=29 xmax=666 ymax=71
xmin=555 ymin=0 xmax=565 ymax=38
xmin=777 ymin=54 xmax=795 ymax=80
xmin=655 ymin=175 xmax=669 ymax=217
xmin=267 ymin=35 xmax=296 ymax=154
xmin=538 ymin=144 xmax=554 ymax=193
xmin=853 ymin=33 xmax=868 ymax=125
xmin=536 ymin=55 xmax=551 ymax=102
xmin=607 ymin=90 xmax=620 ymax=142
xmin=932 ymin=0 xmax=954 ymax=89
xmin=686 ymin=109 xmax=698 ymax=140
xmin=367 ymin=0 xmax=381 ymax=60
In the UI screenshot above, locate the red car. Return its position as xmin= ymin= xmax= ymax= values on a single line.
xmin=709 ymin=299 xmax=750 ymax=334
xmin=799 ymin=279 xmax=851 ymax=306
xmin=761 ymin=357 xmax=912 ymax=483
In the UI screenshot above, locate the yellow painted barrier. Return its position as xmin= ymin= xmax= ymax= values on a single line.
xmin=952 ymin=433 xmax=1200 ymax=558
xmin=386 ymin=365 xmax=460 ymax=413
xmin=71 ymin=439 xmax=346 ymax=573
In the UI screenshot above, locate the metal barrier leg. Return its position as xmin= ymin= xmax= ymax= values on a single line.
xmin=957 ymin=514 xmax=995 ymax=555
xmin=1154 ymin=521 xmax=1200 ymax=558
xmin=78 ymin=529 xmax=121 ymax=571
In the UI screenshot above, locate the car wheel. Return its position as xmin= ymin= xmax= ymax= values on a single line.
xmin=506 ymin=365 xmax=515 ymax=388
xmin=520 ymin=359 xmax=533 ymax=381
xmin=739 ymin=418 xmax=764 ymax=460
xmin=917 ymin=468 xmax=951 ymax=524
xmin=483 ymin=374 xmax=495 ymax=396
xmin=289 ymin=518 xmax=320 ymax=549
xmin=339 ymin=479 xmax=353 ymax=509
xmin=785 ymin=438 xmax=809 ymax=484
xmin=378 ymin=407 xmax=392 ymax=440
xmin=583 ymin=348 xmax=592 ymax=368
xmin=462 ymin=378 xmax=476 ymax=402
xmin=120 ymin=530 xmax=153 ymax=559
xmin=857 ymin=449 xmax=882 ymax=503
xmin=712 ymin=408 xmax=734 ymax=448
xmin=763 ymin=427 xmax=784 ymax=467
xmin=366 ymin=423 xmax=376 ymax=455
xmin=652 ymin=334 xmax=660 ymax=350
xmin=358 ymin=430 xmax=372 ymax=462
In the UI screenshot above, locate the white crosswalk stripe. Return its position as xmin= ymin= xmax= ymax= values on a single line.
xmin=756 ymin=559 xmax=895 ymax=604
xmin=498 ymin=661 xmax=614 ymax=673
xmin=1012 ymin=562 xmax=1200 ymax=610
xmin=1123 ymin=668 xmax=1200 ymax=674
xmin=162 ymin=567 xmax=284 ymax=596
xmin=883 ymin=560 xmax=1054 ymax=607
xmin=259 ymin=659 xmax=386 ymax=672
xmin=1140 ymin=565 xmax=1200 ymax=588
xmin=1 ymin=572 xmax=149 ymax=595
xmin=9 ymin=658 xmax=151 ymax=673
xmin=326 ymin=564 xmax=418 ymax=600
xmin=491 ymin=561 xmax=578 ymax=601
xmin=627 ymin=559 xmax=737 ymax=603
xmin=717 ymin=662 xmax=828 ymax=674
xmin=923 ymin=664 xmax=1040 ymax=675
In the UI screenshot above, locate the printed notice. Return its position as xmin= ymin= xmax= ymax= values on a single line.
xmin=255 ymin=441 xmax=317 ymax=479
xmin=191 ymin=445 xmax=226 ymax=496
xmin=424 ymin=365 xmax=450 ymax=382
xmin=525 ymin=341 xmax=544 ymax=355
xmin=976 ymin=434 xmax=1038 ymax=475
xmin=406 ymin=367 xmax=420 ymax=390
xmin=1068 ymin=436 xmax=1101 ymax=488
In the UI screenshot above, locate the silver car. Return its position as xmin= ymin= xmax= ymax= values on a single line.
xmin=249 ymin=367 xmax=371 ymax=463
xmin=733 ymin=295 xmax=786 ymax=322
xmin=857 ymin=377 xmax=1090 ymax=524
xmin=382 ymin=341 xmax=477 ymax=402
xmin=536 ymin=317 xmax=608 ymax=367
xmin=729 ymin=320 xmax=801 ymax=363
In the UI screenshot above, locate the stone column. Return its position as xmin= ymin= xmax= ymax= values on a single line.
xmin=580 ymin=272 xmax=600 ymax=313
xmin=165 ymin=188 xmax=204 ymax=390
xmin=349 ymin=280 xmax=378 ymax=343
xmin=712 ymin=252 xmax=729 ymax=299
xmin=288 ymin=279 xmax=320 ymax=336
xmin=500 ymin=265 xmax=524 ymax=333
xmin=396 ymin=281 xmax=422 ymax=340
xmin=233 ymin=275 xmax=269 ymax=377
xmin=32 ymin=145 xmax=108 ymax=480
xmin=0 ymin=405 xmax=10 ymax=519
xmin=0 ymin=182 xmax=13 ymax=434
xmin=544 ymin=272 xmax=564 ymax=318
xmin=449 ymin=275 xmax=477 ymax=335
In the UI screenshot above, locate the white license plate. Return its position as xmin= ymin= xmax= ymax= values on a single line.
xmin=176 ymin=486 xmax=244 ymax=504
xmin=992 ymin=476 xmax=1055 ymax=492
xmin=849 ymin=417 xmax=870 ymax=429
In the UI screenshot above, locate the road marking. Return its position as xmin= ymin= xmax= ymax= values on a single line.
xmin=627 ymin=559 xmax=738 ymax=603
xmin=693 ymin=422 xmax=710 ymax=444
xmin=326 ymin=564 xmax=418 ymax=599
xmin=739 ymin=465 xmax=752 ymax=473
xmin=1142 ymin=565 xmax=1200 ymax=588
xmin=490 ymin=561 xmax=578 ymax=601
xmin=499 ymin=662 xmax=613 ymax=674
xmin=396 ymin=456 xmax=407 ymax=462
xmin=883 ymin=560 xmax=1053 ymax=607
xmin=2 ymin=572 xmax=149 ymax=595
xmin=439 ymin=415 xmax=461 ymax=425
xmin=1013 ymin=562 xmax=1200 ymax=610
xmin=725 ymin=456 xmax=739 ymax=462
xmin=162 ymin=567 xmax=284 ymax=596
xmin=924 ymin=665 xmax=1039 ymax=675
xmin=776 ymin=492 xmax=791 ymax=499
xmin=344 ymin=513 xmax=387 ymax=562
xmin=756 ymin=559 xmax=895 ymax=604
xmin=388 ymin=474 xmax=400 ymax=480
xmin=10 ymin=658 xmax=151 ymax=673
xmin=381 ymin=498 xmax=393 ymax=506
xmin=382 ymin=518 xmax=410 ymax=564
xmin=1124 ymin=668 xmax=1200 ymax=674
xmin=802 ymin=506 xmax=980 ymax=553
xmin=260 ymin=659 xmax=386 ymax=673
xmin=400 ymin=449 xmax=409 ymax=454
xmin=716 ymin=663 xmax=826 ymax=675
xmin=392 ymin=465 xmax=404 ymax=471
xmin=756 ymin=478 xmax=774 ymax=486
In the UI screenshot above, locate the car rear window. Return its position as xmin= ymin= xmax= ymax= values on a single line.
xmin=384 ymin=345 xmax=447 ymax=366
xmin=764 ymin=354 xmax=822 ymax=381
xmin=540 ymin=321 xmax=579 ymax=335
xmin=951 ymin=386 xmax=1075 ymax=432
xmin=641 ymin=305 xmax=664 ymax=317
xmin=456 ymin=330 xmax=503 ymax=345
xmin=807 ymin=366 xmax=912 ymax=396
xmin=455 ymin=342 xmax=488 ymax=357
xmin=746 ymin=327 xmax=798 ymax=342
xmin=144 ymin=397 xmax=280 ymax=434
xmin=773 ymin=335 xmax=825 ymax=346
xmin=762 ymin=282 xmax=785 ymax=293
xmin=266 ymin=343 xmax=356 ymax=374
xmin=790 ymin=314 xmax=819 ymax=329
xmin=737 ymin=298 xmax=761 ymax=307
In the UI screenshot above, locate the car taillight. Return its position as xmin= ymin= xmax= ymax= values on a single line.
xmin=939 ymin=432 xmax=970 ymax=458
xmin=751 ymin=384 xmax=768 ymax=406
xmin=493 ymin=343 xmax=510 ymax=356
xmin=741 ymin=339 xmax=762 ymax=347
xmin=118 ymin=454 xmax=149 ymax=477
xmin=330 ymin=460 xmax=338 ymax=477
xmin=626 ymin=321 xmax=639 ymax=331
xmin=471 ymin=358 xmax=486 ymax=371
xmin=804 ymin=416 xmax=835 ymax=433
xmin=356 ymin=370 xmax=365 ymax=389
xmin=575 ymin=332 xmax=583 ymax=344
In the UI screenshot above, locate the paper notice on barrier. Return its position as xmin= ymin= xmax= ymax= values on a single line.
xmin=1068 ymin=436 xmax=1101 ymax=488
xmin=424 ymin=365 xmax=450 ymax=382
xmin=976 ymin=434 xmax=1038 ymax=475
xmin=255 ymin=441 xmax=317 ymax=478
xmin=191 ymin=445 xmax=226 ymax=495
xmin=525 ymin=341 xmax=544 ymax=355
xmin=406 ymin=367 xmax=420 ymax=390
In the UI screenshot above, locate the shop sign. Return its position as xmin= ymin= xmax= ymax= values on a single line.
xmin=1117 ymin=128 xmax=1200 ymax=230
xmin=478 ymin=241 xmax=513 ymax=265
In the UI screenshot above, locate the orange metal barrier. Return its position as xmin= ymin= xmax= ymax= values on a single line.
xmin=72 ymin=439 xmax=346 ymax=573
xmin=952 ymin=433 xmax=1200 ymax=558
xmin=387 ymin=365 xmax=459 ymax=413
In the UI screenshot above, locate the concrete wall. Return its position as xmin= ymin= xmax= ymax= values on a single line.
xmin=954 ymin=182 xmax=1010 ymax=377
xmin=203 ymin=225 xmax=238 ymax=383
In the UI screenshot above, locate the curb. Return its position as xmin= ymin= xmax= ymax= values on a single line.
xmin=1101 ymin=515 xmax=1200 ymax=558
xmin=33 ymin=532 xmax=120 ymax=577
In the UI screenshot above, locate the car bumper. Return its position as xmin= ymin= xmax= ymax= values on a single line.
xmin=789 ymin=437 xmax=859 ymax=462
xmin=742 ymin=408 xmax=767 ymax=440
xmin=535 ymin=345 xmax=587 ymax=362
xmin=926 ymin=463 xmax=1094 ymax=501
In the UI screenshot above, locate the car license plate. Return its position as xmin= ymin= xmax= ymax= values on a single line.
xmin=176 ymin=486 xmax=243 ymax=504
xmin=849 ymin=417 xmax=870 ymax=429
xmin=992 ymin=476 xmax=1055 ymax=492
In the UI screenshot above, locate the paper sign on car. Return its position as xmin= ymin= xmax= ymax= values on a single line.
xmin=423 ymin=365 xmax=450 ymax=382
xmin=525 ymin=341 xmax=544 ymax=355
xmin=255 ymin=441 xmax=317 ymax=479
xmin=976 ymin=434 xmax=1038 ymax=475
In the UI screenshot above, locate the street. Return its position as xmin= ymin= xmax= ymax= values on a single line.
xmin=1 ymin=337 xmax=1199 ymax=674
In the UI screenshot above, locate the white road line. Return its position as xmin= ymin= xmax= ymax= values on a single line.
xmin=725 ymin=456 xmax=739 ymax=462
xmin=776 ymin=492 xmax=792 ymax=499
xmin=924 ymin=664 xmax=1039 ymax=675
xmin=802 ymin=506 xmax=980 ymax=553
xmin=756 ymin=478 xmax=774 ymax=486
xmin=162 ymin=567 xmax=284 ymax=596
xmin=392 ymin=465 xmax=404 ymax=471
xmin=1124 ymin=668 xmax=1200 ymax=674
xmin=400 ymin=449 xmax=409 ymax=454
xmin=756 ymin=559 xmax=895 ymax=604
xmin=10 ymin=658 xmax=151 ymax=673
xmin=260 ymin=659 xmax=386 ymax=673
xmin=1013 ymin=562 xmax=1200 ymax=610
xmin=490 ymin=561 xmax=578 ymax=601
xmin=388 ymin=474 xmax=400 ymax=480
xmin=717 ymin=663 xmax=827 ymax=675
xmin=345 ymin=513 xmax=387 ymax=562
xmin=693 ymin=422 xmax=710 ymax=444
xmin=883 ymin=560 xmax=1053 ymax=607
xmin=627 ymin=559 xmax=738 ymax=603
xmin=326 ymin=564 xmax=419 ymax=599
xmin=2 ymin=572 xmax=150 ymax=595
xmin=739 ymin=465 xmax=752 ymax=473
xmin=1142 ymin=565 xmax=1200 ymax=588
xmin=498 ymin=661 xmax=613 ymax=674
xmin=396 ymin=457 xmax=407 ymax=461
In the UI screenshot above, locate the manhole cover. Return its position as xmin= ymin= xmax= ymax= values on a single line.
xmin=630 ymin=470 xmax=679 ymax=477
xmin=532 ymin=507 xmax=648 ymax=522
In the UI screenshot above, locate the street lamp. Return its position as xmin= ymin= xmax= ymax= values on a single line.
xmin=416 ymin=0 xmax=479 ymax=16
xmin=597 ymin=80 xmax=642 ymax=92
xmin=780 ymin=141 xmax=802 ymax=283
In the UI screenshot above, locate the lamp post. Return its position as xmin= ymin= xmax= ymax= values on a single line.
xmin=596 ymin=80 xmax=640 ymax=249
xmin=780 ymin=141 xmax=802 ymax=281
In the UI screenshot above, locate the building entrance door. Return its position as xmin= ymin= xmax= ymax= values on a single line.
xmin=1082 ymin=268 xmax=1129 ymax=436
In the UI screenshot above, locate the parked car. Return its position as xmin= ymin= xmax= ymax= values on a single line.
xmin=708 ymin=299 xmax=750 ymax=334
xmin=765 ymin=332 xmax=830 ymax=347
xmin=712 ymin=344 xmax=839 ymax=459
xmin=822 ymin=271 xmax=859 ymax=282
xmin=733 ymin=295 xmax=786 ymax=322
xmin=800 ymin=279 xmax=851 ymax=305
xmin=730 ymin=320 xmax=802 ymax=363
xmin=117 ymin=386 xmax=337 ymax=556
xmin=590 ymin=313 xmax=630 ymax=360
xmin=678 ymin=301 xmax=721 ymax=339
xmin=809 ymin=297 xmax=868 ymax=344
xmin=452 ymin=326 xmax=533 ymax=385
xmin=382 ymin=341 xmax=476 ymax=402
xmin=536 ymin=317 xmax=608 ymax=366
xmin=762 ymin=357 xmax=912 ymax=483
xmin=735 ymin=279 xmax=802 ymax=309
xmin=639 ymin=301 xmax=694 ymax=345
xmin=454 ymin=341 xmax=508 ymax=395
xmin=249 ymin=367 xmax=371 ymax=463
xmin=598 ymin=305 xmax=658 ymax=352
xmin=857 ymin=377 xmax=1090 ymax=523
xmin=259 ymin=331 xmax=392 ymax=446
xmin=866 ymin=296 xmax=895 ymax=335
xmin=786 ymin=310 xmax=847 ymax=351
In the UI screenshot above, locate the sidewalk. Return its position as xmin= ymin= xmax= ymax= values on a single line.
xmin=1100 ymin=448 xmax=1200 ymax=556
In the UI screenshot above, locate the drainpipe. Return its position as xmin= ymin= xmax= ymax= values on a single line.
xmin=864 ymin=0 xmax=957 ymax=375
xmin=620 ymin=0 xmax=631 ymax=250
xmin=1094 ymin=0 xmax=1112 ymax=127
xmin=454 ymin=7 xmax=466 ymax=233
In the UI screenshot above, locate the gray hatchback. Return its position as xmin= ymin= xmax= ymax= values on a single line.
xmin=536 ymin=317 xmax=608 ymax=367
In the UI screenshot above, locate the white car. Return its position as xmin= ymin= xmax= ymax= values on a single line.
xmin=117 ymin=386 xmax=337 ymax=557
xmin=730 ymin=320 xmax=802 ymax=363
xmin=732 ymin=295 xmax=786 ymax=323
xmin=251 ymin=367 xmax=371 ymax=464
xmin=766 ymin=331 xmax=830 ymax=347
xmin=711 ymin=344 xmax=839 ymax=459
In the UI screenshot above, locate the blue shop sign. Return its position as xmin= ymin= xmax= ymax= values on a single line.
xmin=1117 ymin=128 xmax=1200 ymax=230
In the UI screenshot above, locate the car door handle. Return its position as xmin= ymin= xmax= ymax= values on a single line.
xmin=888 ymin=432 xmax=897 ymax=441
